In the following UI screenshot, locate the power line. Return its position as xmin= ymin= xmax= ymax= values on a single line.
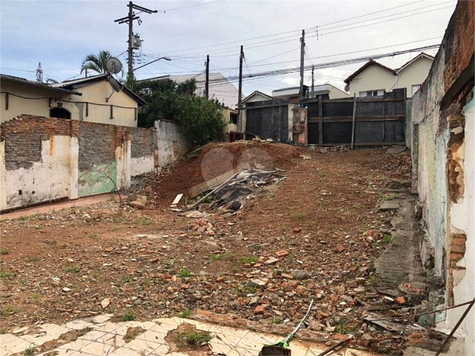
xmin=143 ymin=1 xmax=451 ymax=58
xmin=319 ymin=1 xmax=454 ymax=33
xmin=245 ymin=36 xmax=443 ymax=68
xmin=320 ymin=4 xmax=455 ymax=36
xmin=203 ymin=43 xmax=441 ymax=86
xmin=158 ymin=0 xmax=226 ymax=13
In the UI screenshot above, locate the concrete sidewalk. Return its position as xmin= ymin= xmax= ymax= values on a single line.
xmin=0 ymin=315 xmax=371 ymax=356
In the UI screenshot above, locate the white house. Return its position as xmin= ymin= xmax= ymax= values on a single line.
xmin=138 ymin=72 xmax=240 ymax=109
xmin=344 ymin=53 xmax=434 ymax=98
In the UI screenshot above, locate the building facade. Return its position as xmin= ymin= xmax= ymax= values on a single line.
xmin=344 ymin=53 xmax=434 ymax=98
xmin=1 ymin=74 xmax=145 ymax=127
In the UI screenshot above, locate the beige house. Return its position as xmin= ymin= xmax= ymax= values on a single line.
xmin=344 ymin=53 xmax=434 ymax=98
xmin=1 ymin=74 xmax=145 ymax=127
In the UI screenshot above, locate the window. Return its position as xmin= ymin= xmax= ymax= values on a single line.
xmin=50 ymin=107 xmax=71 ymax=119
xmin=359 ymin=90 xmax=385 ymax=97
xmin=230 ymin=112 xmax=238 ymax=125
xmin=411 ymin=85 xmax=421 ymax=96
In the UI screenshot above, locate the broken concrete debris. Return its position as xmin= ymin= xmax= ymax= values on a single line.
xmin=182 ymin=168 xmax=284 ymax=215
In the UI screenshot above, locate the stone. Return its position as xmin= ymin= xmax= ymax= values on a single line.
xmin=264 ymin=257 xmax=278 ymax=265
xmin=254 ymin=305 xmax=266 ymax=315
xmin=379 ymin=201 xmax=399 ymax=211
xmin=293 ymin=227 xmax=302 ymax=233
xmin=12 ymin=326 xmax=29 ymax=334
xmin=292 ymin=270 xmax=309 ymax=280
xmin=230 ymin=201 xmax=242 ymax=211
xmin=395 ymin=296 xmax=406 ymax=304
xmin=130 ymin=201 xmax=146 ymax=209
xmin=281 ymin=273 xmax=293 ymax=279
xmin=336 ymin=245 xmax=345 ymax=253
xmin=101 ymin=298 xmax=111 ymax=309
xmin=250 ymin=278 xmax=268 ymax=287
xmin=216 ymin=276 xmax=225 ymax=283
xmin=62 ymin=287 xmax=71 ymax=292
xmin=361 ymin=333 xmax=375 ymax=347
xmin=276 ymin=250 xmax=289 ymax=258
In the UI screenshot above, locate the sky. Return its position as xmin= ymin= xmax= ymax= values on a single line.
xmin=0 ymin=0 xmax=456 ymax=103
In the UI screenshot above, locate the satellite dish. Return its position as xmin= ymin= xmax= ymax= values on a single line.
xmin=106 ymin=57 xmax=123 ymax=74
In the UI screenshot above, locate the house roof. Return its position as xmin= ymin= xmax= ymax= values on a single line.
xmin=53 ymin=74 xmax=147 ymax=106
xmin=343 ymin=60 xmax=397 ymax=84
xmin=0 ymin=74 xmax=82 ymax=96
xmin=242 ymin=90 xmax=272 ymax=103
xmin=137 ymin=72 xmax=240 ymax=109
xmin=396 ymin=52 xmax=434 ymax=73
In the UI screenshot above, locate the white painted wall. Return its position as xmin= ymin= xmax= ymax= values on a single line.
xmin=2 ymin=136 xmax=74 ymax=210
xmin=155 ymin=119 xmax=188 ymax=167
xmin=131 ymin=156 xmax=155 ymax=177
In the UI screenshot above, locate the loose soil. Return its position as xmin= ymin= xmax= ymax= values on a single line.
xmin=165 ymin=323 xmax=212 ymax=355
xmin=0 ymin=144 xmax=412 ymax=353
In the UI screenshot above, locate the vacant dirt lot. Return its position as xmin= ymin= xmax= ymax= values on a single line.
xmin=0 ymin=143 xmax=411 ymax=352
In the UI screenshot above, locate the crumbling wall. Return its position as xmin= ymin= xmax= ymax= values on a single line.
xmin=129 ymin=127 xmax=156 ymax=176
xmin=410 ymin=1 xmax=474 ymax=352
xmin=0 ymin=116 xmax=79 ymax=210
xmin=155 ymin=119 xmax=188 ymax=167
xmin=77 ymin=122 xmax=120 ymax=197
xmin=0 ymin=115 xmax=157 ymax=211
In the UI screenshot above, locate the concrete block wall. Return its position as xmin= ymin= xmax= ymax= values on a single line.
xmin=0 ymin=116 xmax=79 ymax=210
xmin=130 ymin=127 xmax=156 ymax=176
xmin=0 ymin=115 xmax=159 ymax=211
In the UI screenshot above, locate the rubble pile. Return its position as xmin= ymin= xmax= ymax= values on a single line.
xmin=1 ymin=147 xmax=426 ymax=354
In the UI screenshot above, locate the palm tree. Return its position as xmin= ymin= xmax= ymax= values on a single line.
xmin=81 ymin=50 xmax=111 ymax=75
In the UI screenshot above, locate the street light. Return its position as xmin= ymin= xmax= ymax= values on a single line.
xmin=133 ymin=57 xmax=171 ymax=72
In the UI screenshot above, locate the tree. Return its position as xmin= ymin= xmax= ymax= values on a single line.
xmin=81 ymin=50 xmax=111 ymax=75
xmin=136 ymin=78 xmax=225 ymax=147
xmin=136 ymin=79 xmax=196 ymax=127
xmin=177 ymin=96 xmax=226 ymax=147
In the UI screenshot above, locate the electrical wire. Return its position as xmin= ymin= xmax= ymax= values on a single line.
xmin=158 ymin=0 xmax=226 ymax=13
xmin=246 ymin=36 xmax=442 ymax=68
xmin=203 ymin=43 xmax=440 ymax=86
xmin=144 ymin=1 xmax=453 ymax=59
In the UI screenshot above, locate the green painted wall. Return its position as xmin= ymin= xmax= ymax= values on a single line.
xmin=78 ymin=161 xmax=117 ymax=197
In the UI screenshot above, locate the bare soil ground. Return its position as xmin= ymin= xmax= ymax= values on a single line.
xmin=0 ymin=143 xmax=412 ymax=353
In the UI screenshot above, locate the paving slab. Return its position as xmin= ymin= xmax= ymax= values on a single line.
xmin=0 ymin=316 xmax=375 ymax=356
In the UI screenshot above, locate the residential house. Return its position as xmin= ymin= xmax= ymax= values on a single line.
xmin=241 ymin=90 xmax=272 ymax=106
xmin=1 ymin=74 xmax=146 ymax=127
xmin=344 ymin=53 xmax=434 ymax=98
xmin=272 ymin=84 xmax=349 ymax=101
xmin=138 ymin=72 xmax=240 ymax=109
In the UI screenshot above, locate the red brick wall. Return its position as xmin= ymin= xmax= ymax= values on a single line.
xmin=444 ymin=0 xmax=475 ymax=91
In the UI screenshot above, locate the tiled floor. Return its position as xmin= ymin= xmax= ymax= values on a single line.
xmin=0 ymin=315 xmax=372 ymax=356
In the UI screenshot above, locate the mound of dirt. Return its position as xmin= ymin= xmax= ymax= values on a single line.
xmin=155 ymin=141 xmax=305 ymax=202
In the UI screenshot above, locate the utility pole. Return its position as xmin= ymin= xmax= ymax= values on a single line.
xmin=299 ymin=29 xmax=305 ymax=101
xmin=238 ymin=45 xmax=244 ymax=133
xmin=115 ymin=2 xmax=157 ymax=83
xmin=205 ymin=55 xmax=210 ymax=100
xmin=311 ymin=65 xmax=315 ymax=98
xmin=127 ymin=2 xmax=134 ymax=81
xmin=36 ymin=62 xmax=43 ymax=83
